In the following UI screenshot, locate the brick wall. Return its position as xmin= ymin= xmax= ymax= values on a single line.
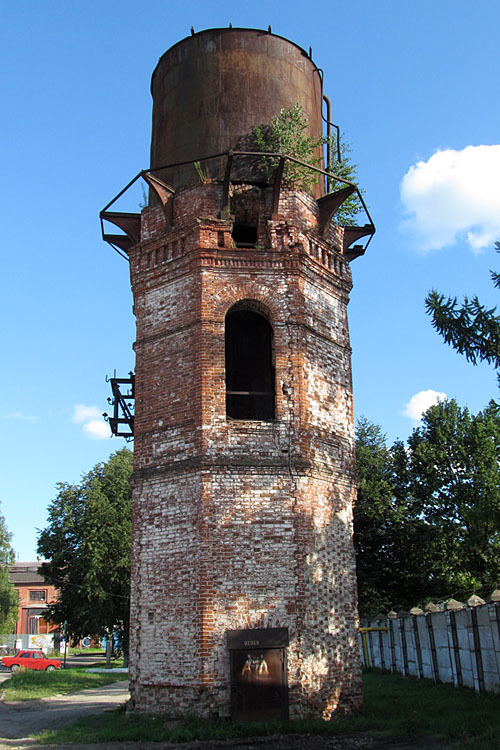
xmin=128 ymin=181 xmax=362 ymax=718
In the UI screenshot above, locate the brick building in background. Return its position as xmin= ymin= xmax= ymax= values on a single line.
xmin=102 ymin=28 xmax=374 ymax=720
xmin=9 ymin=562 xmax=58 ymax=636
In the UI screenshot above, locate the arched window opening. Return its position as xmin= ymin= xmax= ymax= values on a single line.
xmin=225 ymin=308 xmax=275 ymax=421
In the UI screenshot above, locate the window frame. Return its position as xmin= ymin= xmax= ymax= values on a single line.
xmin=29 ymin=590 xmax=47 ymax=602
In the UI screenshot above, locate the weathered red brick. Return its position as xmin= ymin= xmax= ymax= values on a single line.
xmin=128 ymin=182 xmax=362 ymax=718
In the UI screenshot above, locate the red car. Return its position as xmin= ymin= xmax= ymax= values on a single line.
xmin=2 ymin=650 xmax=62 ymax=673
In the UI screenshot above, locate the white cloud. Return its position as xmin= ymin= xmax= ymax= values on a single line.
xmin=83 ymin=419 xmax=110 ymax=440
xmin=73 ymin=404 xmax=109 ymax=440
xmin=402 ymin=390 xmax=447 ymax=421
xmin=400 ymin=145 xmax=500 ymax=252
xmin=72 ymin=404 xmax=102 ymax=424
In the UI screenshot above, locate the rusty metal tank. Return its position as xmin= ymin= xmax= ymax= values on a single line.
xmin=150 ymin=27 xmax=324 ymax=192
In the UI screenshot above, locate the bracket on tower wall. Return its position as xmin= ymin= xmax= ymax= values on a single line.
xmin=99 ymin=169 xmax=176 ymax=257
xmin=142 ymin=172 xmax=175 ymax=225
xmin=317 ymin=186 xmax=357 ymax=238
xmin=103 ymin=373 xmax=135 ymax=439
xmin=342 ymin=225 xmax=375 ymax=260
xmin=100 ymin=211 xmax=141 ymax=254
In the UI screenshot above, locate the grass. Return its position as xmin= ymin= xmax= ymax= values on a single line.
xmin=35 ymin=669 xmax=500 ymax=747
xmin=3 ymin=667 xmax=126 ymax=701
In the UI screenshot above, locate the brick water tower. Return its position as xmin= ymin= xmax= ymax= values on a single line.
xmin=101 ymin=27 xmax=374 ymax=719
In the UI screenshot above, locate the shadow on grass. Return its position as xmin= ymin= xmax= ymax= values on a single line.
xmin=36 ymin=670 xmax=500 ymax=747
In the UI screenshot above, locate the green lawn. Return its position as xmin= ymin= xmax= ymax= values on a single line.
xmin=36 ymin=669 xmax=500 ymax=747
xmin=3 ymin=667 xmax=126 ymax=701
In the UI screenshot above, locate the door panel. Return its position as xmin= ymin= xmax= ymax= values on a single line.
xmin=230 ymin=648 xmax=288 ymax=721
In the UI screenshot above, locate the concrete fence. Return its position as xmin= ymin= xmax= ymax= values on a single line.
xmin=360 ymin=596 xmax=500 ymax=694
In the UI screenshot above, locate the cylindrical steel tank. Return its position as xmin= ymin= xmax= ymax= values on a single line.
xmin=150 ymin=28 xmax=324 ymax=191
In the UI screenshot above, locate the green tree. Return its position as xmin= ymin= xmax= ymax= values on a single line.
xmin=253 ymin=103 xmax=362 ymax=222
xmin=354 ymin=419 xmax=431 ymax=616
xmin=355 ymin=401 xmax=500 ymax=614
xmin=426 ymin=240 xmax=500 ymax=385
xmin=0 ymin=508 xmax=18 ymax=633
xmin=327 ymin=137 xmax=361 ymax=224
xmin=354 ymin=418 xmax=397 ymax=615
xmin=37 ymin=448 xmax=133 ymax=653
xmin=408 ymin=398 xmax=500 ymax=597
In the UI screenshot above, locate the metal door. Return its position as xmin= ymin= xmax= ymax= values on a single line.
xmin=230 ymin=647 xmax=288 ymax=721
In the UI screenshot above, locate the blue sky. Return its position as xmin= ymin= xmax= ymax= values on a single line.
xmin=1 ymin=0 xmax=499 ymax=560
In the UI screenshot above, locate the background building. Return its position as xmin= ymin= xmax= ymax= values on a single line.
xmin=9 ymin=562 xmax=58 ymax=638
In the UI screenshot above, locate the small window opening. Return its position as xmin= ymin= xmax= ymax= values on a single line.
xmin=225 ymin=308 xmax=275 ymax=420
xmin=29 ymin=590 xmax=46 ymax=602
xmin=218 ymin=231 xmax=225 ymax=247
xmin=232 ymin=224 xmax=257 ymax=248
xmin=230 ymin=188 xmax=260 ymax=248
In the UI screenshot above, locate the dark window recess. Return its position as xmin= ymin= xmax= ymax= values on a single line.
xmin=232 ymin=224 xmax=257 ymax=248
xmin=225 ymin=309 xmax=275 ymax=420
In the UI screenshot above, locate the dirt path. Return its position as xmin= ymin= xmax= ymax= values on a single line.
xmin=0 ymin=679 xmax=129 ymax=747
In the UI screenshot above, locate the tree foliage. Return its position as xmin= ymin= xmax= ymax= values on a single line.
xmin=253 ymin=103 xmax=321 ymax=192
xmin=354 ymin=419 xmax=431 ymax=616
xmin=327 ymin=138 xmax=362 ymax=224
xmin=354 ymin=400 xmax=500 ymax=616
xmin=37 ymin=449 xmax=133 ymax=650
xmin=0 ymin=508 xmax=18 ymax=633
xmin=408 ymin=398 xmax=500 ymax=595
xmin=354 ymin=418 xmax=397 ymax=615
xmin=426 ymin=240 xmax=500 ymax=383
xmin=253 ymin=103 xmax=362 ymax=222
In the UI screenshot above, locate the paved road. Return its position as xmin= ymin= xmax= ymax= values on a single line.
xmin=0 ymin=679 xmax=129 ymax=748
